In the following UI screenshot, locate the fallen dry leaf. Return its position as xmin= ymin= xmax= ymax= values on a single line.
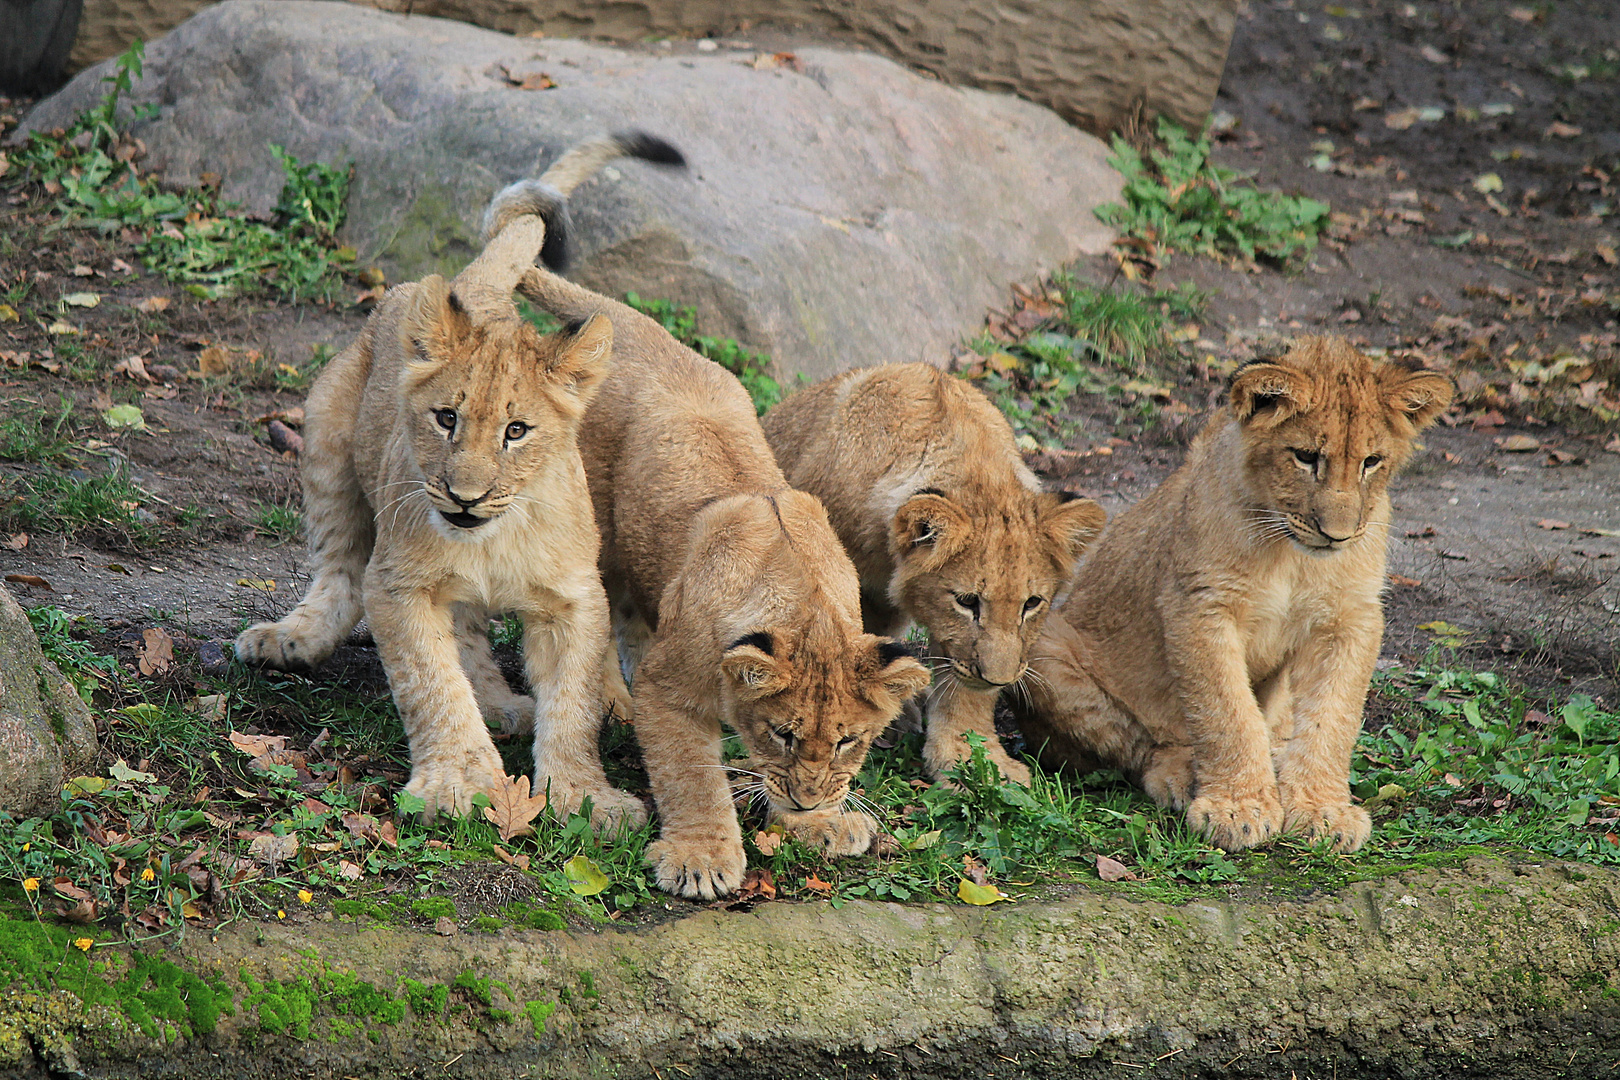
xmin=4 ymin=573 xmax=51 ymax=590
xmin=227 ymin=730 xmax=287 ymax=758
xmin=337 ymin=859 xmax=364 ymax=881
xmin=1096 ymin=855 xmax=1138 ymax=882
xmin=1544 ymin=121 xmax=1582 ymax=139
xmin=1387 ymin=574 xmax=1423 ymax=587
xmin=1419 ymin=44 xmax=1449 ymax=63
xmin=136 ymin=296 xmax=170 ymax=313
xmin=111 ymin=355 xmax=153 ymax=382
xmin=137 ymin=626 xmax=176 ymax=676
xmin=492 ymin=845 xmax=532 ymax=870
xmin=4 ymin=533 xmax=27 ymax=550
xmin=247 ymin=832 xmax=299 ymax=865
xmin=236 ymin=578 xmax=276 ymax=591
xmin=1536 ymin=519 xmax=1571 ymax=531
xmin=196 ymin=345 xmax=233 ymax=376
xmin=753 ymin=829 xmax=782 ymax=856
xmin=803 ymin=873 xmax=833 ymax=895
xmin=483 ymin=771 xmax=548 ymax=842
xmin=1495 ymin=434 xmax=1541 ymax=453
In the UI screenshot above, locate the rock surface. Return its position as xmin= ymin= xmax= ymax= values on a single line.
xmin=0 ymin=588 xmax=96 ymax=818
xmin=29 ymin=0 xmax=1119 ymax=381
xmin=68 ymin=0 xmax=1238 ymax=136
xmin=2 ymin=858 xmax=1618 ymax=1077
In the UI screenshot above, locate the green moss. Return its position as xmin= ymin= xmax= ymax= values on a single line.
xmin=36 ymin=667 xmax=66 ymax=739
xmin=401 ymin=978 xmax=448 ymax=1017
xmin=330 ymin=897 xmax=409 ymax=924
xmin=502 ymin=901 xmax=565 ymax=932
xmin=470 ymin=916 xmax=504 ymax=933
xmin=522 ymin=999 xmax=555 ymax=1035
xmin=410 ymin=896 xmax=456 ymax=921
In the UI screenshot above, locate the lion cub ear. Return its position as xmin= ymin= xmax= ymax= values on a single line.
xmin=1037 ymin=491 xmax=1107 ymax=575
xmin=545 ymin=312 xmax=614 ymax=417
xmin=1381 ymin=367 xmax=1454 ymax=431
xmin=890 ymin=491 xmax=971 ymax=566
xmin=721 ymin=632 xmax=789 ymax=703
xmin=857 ymin=637 xmax=932 ymax=711
xmin=1230 ymin=361 xmax=1314 ymax=427
xmin=404 ymin=276 xmax=472 ymax=349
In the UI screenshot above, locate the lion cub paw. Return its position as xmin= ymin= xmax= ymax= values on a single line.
xmin=774 ymin=807 xmax=879 ymax=858
xmin=648 ymin=835 xmax=746 ymax=900
xmin=403 ymin=759 xmax=502 ymax=820
xmin=924 ymin=737 xmax=1032 ymax=788
xmin=1140 ymin=745 xmax=1195 ymax=812
xmin=544 ymin=780 xmax=649 ymax=834
xmin=481 ymin=692 xmax=538 ymax=737
xmin=234 ymin=619 xmax=332 ymax=671
xmin=1285 ymin=802 xmax=1372 ymax=853
xmin=1186 ymin=790 xmax=1285 ymax=852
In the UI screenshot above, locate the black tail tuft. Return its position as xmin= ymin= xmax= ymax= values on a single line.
xmin=876 ymin=639 xmax=921 ymax=665
xmin=613 ymin=130 xmax=687 ymax=169
xmin=538 ymin=201 xmax=574 ymax=274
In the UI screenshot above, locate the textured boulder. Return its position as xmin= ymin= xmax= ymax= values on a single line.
xmin=68 ymin=0 xmax=1239 ymax=136
xmin=29 ymin=0 xmax=1119 ymax=381
xmin=0 ymin=587 xmax=96 ymax=818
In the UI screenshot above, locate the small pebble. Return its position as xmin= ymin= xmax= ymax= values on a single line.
xmin=197 ymin=640 xmax=230 ymax=677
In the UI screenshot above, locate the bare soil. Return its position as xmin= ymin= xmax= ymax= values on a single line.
xmin=0 ymin=0 xmax=1615 ymax=710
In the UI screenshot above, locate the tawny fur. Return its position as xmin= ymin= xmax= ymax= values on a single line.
xmin=513 ymin=269 xmax=932 ymax=901
xmin=1012 ymin=337 xmax=1453 ymax=853
xmin=762 ymin=363 xmax=1106 ymax=785
xmin=232 ymin=138 xmax=674 ymax=827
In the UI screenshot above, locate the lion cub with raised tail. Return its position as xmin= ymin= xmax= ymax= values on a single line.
xmin=1014 ymin=337 xmax=1453 ymax=853
xmin=490 ymin=208 xmax=931 ymax=900
xmin=762 ymin=363 xmax=1106 ymax=786
xmin=235 ymin=133 xmax=683 ymax=825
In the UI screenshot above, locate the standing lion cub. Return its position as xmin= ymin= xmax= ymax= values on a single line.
xmin=1014 ymin=337 xmax=1453 ymax=852
xmin=235 ymin=134 xmax=683 ymax=825
xmin=487 ymin=191 xmax=931 ymax=899
xmin=763 ymin=363 xmax=1106 ymax=785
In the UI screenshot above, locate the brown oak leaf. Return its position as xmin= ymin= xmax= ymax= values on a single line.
xmin=483 ymin=771 xmax=547 ymax=842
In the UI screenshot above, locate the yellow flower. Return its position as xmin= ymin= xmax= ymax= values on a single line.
xmin=139 ymin=867 xmax=155 ymax=883
xmin=22 ymin=877 xmax=39 ymax=894
xmin=297 ymin=889 xmax=313 ymax=904
xmin=20 ymin=843 xmax=29 ymax=852
xmin=276 ymin=909 xmax=286 ymax=919
xmin=72 ymin=937 xmax=93 ymax=952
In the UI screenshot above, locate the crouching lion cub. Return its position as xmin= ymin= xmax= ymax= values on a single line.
xmin=1013 ymin=337 xmax=1453 ymax=852
xmin=235 ymin=133 xmax=683 ymax=825
xmin=489 ymin=192 xmax=931 ymax=899
xmin=763 ymin=363 xmax=1106 ymax=785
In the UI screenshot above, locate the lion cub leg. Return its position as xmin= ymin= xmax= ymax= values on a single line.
xmin=1271 ymin=616 xmax=1379 ymax=853
xmin=636 ymin=668 xmax=746 ymax=900
xmin=454 ymin=605 xmax=538 ymax=737
xmin=521 ymin=590 xmax=647 ymax=833
xmin=234 ymin=452 xmax=371 ymax=671
xmin=364 ymin=576 xmax=504 ymax=818
xmin=923 ymin=684 xmax=1031 ymax=787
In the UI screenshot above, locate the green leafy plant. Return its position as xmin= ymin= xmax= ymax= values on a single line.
xmin=251 ymin=501 xmax=302 ymax=545
xmin=1096 ymin=119 xmax=1330 ymax=262
xmin=9 ymin=40 xmax=353 ymax=301
xmin=0 ymin=464 xmax=156 ymax=548
xmin=0 ymin=397 xmax=77 ymax=465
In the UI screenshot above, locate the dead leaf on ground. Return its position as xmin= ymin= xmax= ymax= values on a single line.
xmin=1495 ymin=434 xmax=1541 ymax=452
xmin=1544 ymin=449 xmax=1585 ymax=467
xmin=254 ymin=407 xmax=305 ymax=427
xmin=753 ymin=829 xmax=783 ymax=856
xmin=803 ymin=873 xmax=833 ymax=896
xmin=247 ymin=832 xmax=299 ymax=865
xmin=137 ymin=626 xmax=176 ymax=676
xmin=1544 ymin=121 xmax=1582 ymax=139
xmin=5 ymin=573 xmax=51 ymax=590
xmin=1388 ymin=574 xmax=1423 ymax=587
xmin=1536 ymin=519 xmax=1571 ymax=531
xmin=111 ymin=355 xmax=153 ymax=382
xmin=338 ymin=859 xmax=364 ymax=880
xmin=748 ymin=51 xmax=800 ymax=71
xmin=497 ymin=64 xmax=555 ymax=89
xmin=196 ymin=345 xmax=233 ymax=376
xmin=135 ymin=296 xmax=170 ymax=313
xmin=715 ymin=868 xmax=777 ymax=909
xmin=492 ymin=845 xmax=532 ymax=871
xmin=4 ymin=534 xmax=27 ymax=550
xmin=1096 ymin=855 xmax=1138 ymax=882
xmin=963 ymin=854 xmax=990 ymax=887
xmin=227 ymin=730 xmax=287 ymax=758
xmin=266 ymin=420 xmax=304 ymax=457
xmin=483 ymin=771 xmax=548 ymax=842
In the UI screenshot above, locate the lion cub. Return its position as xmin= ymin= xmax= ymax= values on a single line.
xmin=236 ymin=134 xmax=682 ymax=825
xmin=491 ymin=199 xmax=931 ymax=899
xmin=763 ymin=363 xmax=1106 ymax=785
xmin=1014 ymin=337 xmax=1452 ymax=852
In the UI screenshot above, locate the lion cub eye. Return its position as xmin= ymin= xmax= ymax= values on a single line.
xmin=953 ymin=593 xmax=982 ymax=619
xmin=1022 ymin=596 xmax=1044 ymax=615
xmin=836 ymin=734 xmax=859 ymax=751
xmin=1362 ymin=454 xmax=1383 ymax=472
xmin=434 ymin=408 xmax=457 ymax=432
xmin=505 ymin=421 xmax=530 ymax=443
xmin=770 ymin=727 xmax=796 ymax=752
xmin=1291 ymin=448 xmax=1320 ymax=469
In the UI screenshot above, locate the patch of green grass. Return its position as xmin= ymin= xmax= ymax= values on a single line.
xmin=1096 ymin=118 xmax=1330 ymax=263
xmin=0 ymin=396 xmax=77 ymax=465
xmin=252 ymin=500 xmax=302 ymax=545
xmin=624 ymin=292 xmax=783 ymax=414
xmin=8 ymin=41 xmax=353 ymax=301
xmin=0 ymin=463 xmax=156 ymax=548
xmin=27 ymin=607 xmax=121 ymax=704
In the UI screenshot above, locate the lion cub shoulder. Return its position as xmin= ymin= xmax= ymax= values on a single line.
xmin=763 ymin=363 xmax=1104 ymax=785
xmin=1017 ymin=337 xmax=1453 ymax=853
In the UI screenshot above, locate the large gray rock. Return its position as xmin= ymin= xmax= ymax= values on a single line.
xmin=27 ymin=0 xmax=1119 ymax=381
xmin=0 ymin=588 xmax=96 ymax=818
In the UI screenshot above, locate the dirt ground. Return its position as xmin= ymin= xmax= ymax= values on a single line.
xmin=0 ymin=0 xmax=1615 ymax=701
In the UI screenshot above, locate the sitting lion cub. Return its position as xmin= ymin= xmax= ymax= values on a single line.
xmin=1014 ymin=337 xmax=1452 ymax=852
xmin=235 ymin=134 xmax=683 ymax=825
xmin=762 ymin=363 xmax=1106 ymax=785
xmin=489 ymin=193 xmax=932 ymax=900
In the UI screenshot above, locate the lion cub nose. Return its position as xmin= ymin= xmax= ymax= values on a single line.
xmin=448 ymin=486 xmax=492 ymax=508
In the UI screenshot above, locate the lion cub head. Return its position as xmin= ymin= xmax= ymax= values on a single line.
xmin=1229 ymin=337 xmax=1453 ymax=552
xmin=398 ymin=275 xmax=612 ymax=533
xmin=888 ymin=488 xmax=1106 ymax=690
xmin=721 ymin=627 xmax=931 ymax=815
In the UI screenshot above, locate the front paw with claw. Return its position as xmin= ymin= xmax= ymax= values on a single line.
xmin=1187 ymin=787 xmax=1284 ymax=852
xmin=1284 ymin=801 xmax=1372 ymax=853
xmin=403 ymin=754 xmax=504 ymax=819
xmin=543 ymin=778 xmax=649 ymax=834
xmin=774 ymin=807 xmax=879 ymax=857
xmin=648 ymin=834 xmax=746 ymax=900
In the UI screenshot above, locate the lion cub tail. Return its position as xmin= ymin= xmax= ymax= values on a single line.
xmin=480 ymin=131 xmax=686 ymax=271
